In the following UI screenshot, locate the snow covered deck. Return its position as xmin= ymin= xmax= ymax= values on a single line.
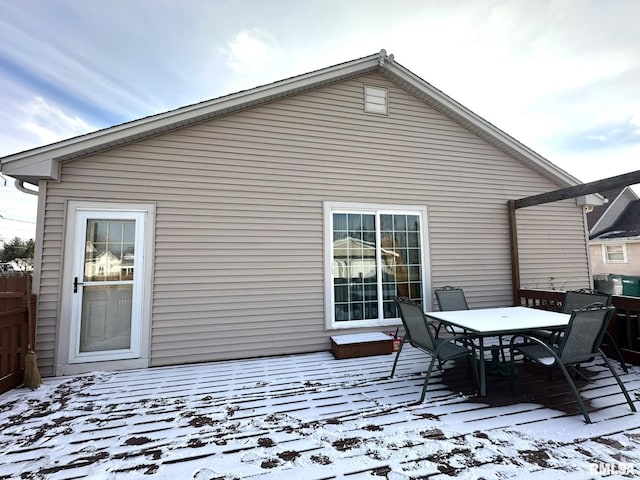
xmin=1 ymin=345 xmax=640 ymax=479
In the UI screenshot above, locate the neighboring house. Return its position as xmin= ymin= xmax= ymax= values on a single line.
xmin=0 ymin=259 xmax=33 ymax=273
xmin=1 ymin=50 xmax=597 ymax=376
xmin=588 ymin=186 xmax=640 ymax=279
xmin=0 ymin=261 xmax=21 ymax=272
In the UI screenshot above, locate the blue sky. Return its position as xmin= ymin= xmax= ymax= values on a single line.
xmin=1 ymin=0 xmax=639 ymax=242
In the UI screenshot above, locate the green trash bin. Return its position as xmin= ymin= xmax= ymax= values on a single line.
xmin=621 ymin=276 xmax=640 ymax=297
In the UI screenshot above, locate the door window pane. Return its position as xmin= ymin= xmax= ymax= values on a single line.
xmin=381 ymin=214 xmax=422 ymax=318
xmin=332 ymin=210 xmax=424 ymax=323
xmin=80 ymin=285 xmax=132 ymax=352
xmin=84 ymin=219 xmax=136 ymax=281
xmin=333 ymin=213 xmax=378 ymax=322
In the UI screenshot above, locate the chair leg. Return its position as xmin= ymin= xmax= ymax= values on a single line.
xmin=390 ymin=341 xmax=404 ymax=378
xmin=556 ymin=363 xmax=591 ymax=424
xmin=508 ymin=349 xmax=517 ymax=388
xmin=419 ymin=356 xmax=439 ymax=402
xmin=498 ymin=335 xmax=506 ymax=362
xmin=599 ymin=352 xmax=637 ymax=413
xmin=572 ymin=365 xmax=591 ymax=382
xmin=434 ymin=322 xmax=444 ymax=338
xmin=604 ymin=332 xmax=629 ymax=374
xmin=469 ymin=353 xmax=480 ymax=391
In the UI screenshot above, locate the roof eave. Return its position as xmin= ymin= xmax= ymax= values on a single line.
xmin=1 ymin=50 xmax=582 ymax=190
xmin=590 ymin=235 xmax=640 ymax=243
xmin=1 ymin=53 xmax=382 ymax=183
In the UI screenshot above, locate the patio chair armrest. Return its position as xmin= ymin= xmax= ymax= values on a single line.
xmin=444 ymin=325 xmax=474 ymax=338
xmin=509 ymin=333 xmax=530 ymax=347
xmin=509 ymin=334 xmax=561 ymax=365
xmin=428 ymin=321 xmax=441 ymax=337
xmin=509 ymin=333 xmax=551 ymax=348
xmin=433 ymin=334 xmax=478 ymax=358
xmin=425 ymin=315 xmax=448 ymax=338
xmin=547 ymin=329 xmax=564 ymax=346
xmin=445 ymin=334 xmax=478 ymax=355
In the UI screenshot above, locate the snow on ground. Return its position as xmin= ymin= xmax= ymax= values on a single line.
xmin=1 ymin=347 xmax=639 ymax=479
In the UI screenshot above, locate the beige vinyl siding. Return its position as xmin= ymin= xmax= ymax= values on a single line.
xmin=516 ymin=202 xmax=591 ymax=291
xmin=36 ymin=72 xmax=590 ymax=372
xmin=34 ymin=196 xmax=65 ymax=375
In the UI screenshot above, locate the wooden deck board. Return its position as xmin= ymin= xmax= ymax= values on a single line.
xmin=1 ymin=346 xmax=639 ymax=479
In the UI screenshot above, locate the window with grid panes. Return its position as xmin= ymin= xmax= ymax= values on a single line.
xmin=328 ymin=205 xmax=428 ymax=327
xmin=604 ymin=244 xmax=627 ymax=263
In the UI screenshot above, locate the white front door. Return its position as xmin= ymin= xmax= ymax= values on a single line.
xmin=68 ymin=209 xmax=147 ymax=363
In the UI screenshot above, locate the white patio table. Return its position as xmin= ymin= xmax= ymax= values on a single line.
xmin=426 ymin=306 xmax=570 ymax=396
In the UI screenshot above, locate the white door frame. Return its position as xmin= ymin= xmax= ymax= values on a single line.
xmin=57 ymin=201 xmax=155 ymax=375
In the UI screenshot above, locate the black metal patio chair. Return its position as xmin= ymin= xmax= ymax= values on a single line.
xmin=390 ymin=296 xmax=479 ymax=402
xmin=435 ymin=286 xmax=506 ymax=361
xmin=531 ymin=289 xmax=628 ymax=373
xmin=433 ymin=286 xmax=470 ymax=337
xmin=563 ymin=289 xmax=612 ymax=311
xmin=509 ymin=304 xmax=636 ymax=424
xmin=434 ymin=285 xmax=469 ymax=311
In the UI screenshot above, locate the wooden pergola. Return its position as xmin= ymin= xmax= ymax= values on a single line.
xmin=509 ymin=169 xmax=640 ymax=303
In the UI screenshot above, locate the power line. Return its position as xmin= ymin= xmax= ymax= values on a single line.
xmin=0 ymin=215 xmax=36 ymax=224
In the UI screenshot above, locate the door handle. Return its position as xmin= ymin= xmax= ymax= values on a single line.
xmin=73 ymin=277 xmax=82 ymax=293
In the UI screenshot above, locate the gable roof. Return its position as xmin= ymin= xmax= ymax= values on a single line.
xmin=1 ymin=49 xmax=582 ymax=188
xmin=591 ymin=199 xmax=640 ymax=240
xmin=586 ymin=187 xmax=626 ymax=231
xmin=589 ymin=188 xmax=640 ymax=240
xmin=589 ymin=186 xmax=640 ymax=238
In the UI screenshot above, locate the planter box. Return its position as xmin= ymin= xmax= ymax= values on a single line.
xmin=330 ymin=332 xmax=394 ymax=360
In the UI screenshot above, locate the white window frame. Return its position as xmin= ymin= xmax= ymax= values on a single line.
xmin=69 ymin=209 xmax=147 ymax=364
xmin=58 ymin=201 xmax=155 ymax=375
xmin=323 ymin=202 xmax=431 ymax=330
xmin=364 ymin=85 xmax=389 ymax=115
xmin=603 ymin=243 xmax=627 ymax=264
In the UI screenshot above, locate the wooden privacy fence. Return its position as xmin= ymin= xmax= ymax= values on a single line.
xmin=0 ymin=275 xmax=36 ymax=394
xmin=519 ymin=288 xmax=640 ymax=366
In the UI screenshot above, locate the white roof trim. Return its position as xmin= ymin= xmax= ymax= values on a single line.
xmin=1 ymin=49 xmax=581 ymax=189
xmin=590 ymin=186 xmax=638 ymax=236
xmin=576 ymin=194 xmax=605 ymax=207
xmin=590 ymin=236 xmax=640 ymax=244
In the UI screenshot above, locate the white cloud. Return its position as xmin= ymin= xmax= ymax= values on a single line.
xmin=220 ymin=29 xmax=281 ymax=74
xmin=1 ymin=0 xmax=639 ymax=221
xmin=631 ymin=110 xmax=640 ymax=136
xmin=19 ymin=97 xmax=96 ymax=145
xmin=0 ymin=96 xmax=93 ymax=238
xmin=552 ymin=142 xmax=640 ymax=189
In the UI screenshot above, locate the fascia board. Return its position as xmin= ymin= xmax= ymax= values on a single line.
xmin=590 ymin=236 xmax=640 ymax=244
xmin=622 ymin=187 xmax=640 ymax=201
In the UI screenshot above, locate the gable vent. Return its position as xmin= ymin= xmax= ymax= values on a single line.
xmin=364 ymin=85 xmax=388 ymax=114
